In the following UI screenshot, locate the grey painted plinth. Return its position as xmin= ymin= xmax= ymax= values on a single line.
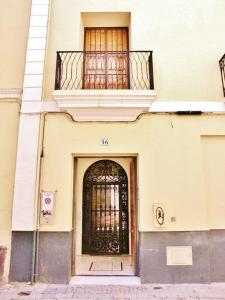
xmin=8 ymin=230 xmax=225 ymax=284
xmin=38 ymin=231 xmax=72 ymax=284
xmin=9 ymin=231 xmax=34 ymax=282
xmin=139 ymin=231 xmax=211 ymax=283
xmin=0 ymin=246 xmax=7 ymax=281
xmin=209 ymin=230 xmax=225 ymax=282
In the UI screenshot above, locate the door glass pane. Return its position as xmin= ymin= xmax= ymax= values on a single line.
xmin=85 ymin=29 xmax=106 ymax=51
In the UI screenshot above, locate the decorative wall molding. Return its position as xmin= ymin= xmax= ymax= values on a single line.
xmin=3 ymin=96 xmax=224 ymax=116
xmin=0 ymin=88 xmax=22 ymax=100
xmin=21 ymin=101 xmax=59 ymax=113
xmin=53 ymin=89 xmax=225 ymax=120
xmin=150 ymin=101 xmax=225 ymax=113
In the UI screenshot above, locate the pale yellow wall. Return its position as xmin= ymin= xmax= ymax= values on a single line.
xmin=43 ymin=0 xmax=225 ymax=100
xmin=0 ymin=102 xmax=20 ymax=281
xmin=0 ymin=0 xmax=31 ymax=281
xmin=0 ymin=0 xmax=31 ymax=89
xmin=202 ymin=136 xmax=225 ymax=229
xmin=40 ymin=113 xmax=225 ymax=233
xmin=82 ymin=12 xmax=130 ymax=28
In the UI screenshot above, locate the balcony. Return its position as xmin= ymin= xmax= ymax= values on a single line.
xmin=55 ymin=51 xmax=154 ymax=90
xmin=219 ymin=54 xmax=225 ymax=97
xmin=53 ymin=51 xmax=156 ymax=121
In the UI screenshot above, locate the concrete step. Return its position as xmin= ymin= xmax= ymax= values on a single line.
xmin=69 ymin=275 xmax=141 ymax=285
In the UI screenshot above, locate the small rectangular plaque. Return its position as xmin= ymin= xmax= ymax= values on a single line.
xmin=40 ymin=191 xmax=55 ymax=225
xmin=166 ymin=246 xmax=193 ymax=266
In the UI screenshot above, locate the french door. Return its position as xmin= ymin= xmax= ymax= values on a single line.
xmin=82 ymin=160 xmax=129 ymax=255
xmin=84 ymin=28 xmax=129 ymax=89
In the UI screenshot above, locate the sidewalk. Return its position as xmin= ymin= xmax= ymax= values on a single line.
xmin=1 ymin=281 xmax=225 ymax=300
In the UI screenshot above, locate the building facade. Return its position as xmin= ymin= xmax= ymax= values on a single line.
xmin=0 ymin=0 xmax=225 ymax=284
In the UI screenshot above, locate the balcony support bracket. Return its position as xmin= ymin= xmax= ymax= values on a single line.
xmin=53 ymin=90 xmax=157 ymax=121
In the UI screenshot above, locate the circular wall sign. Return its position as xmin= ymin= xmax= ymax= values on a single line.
xmin=156 ymin=206 xmax=165 ymax=225
xmin=45 ymin=197 xmax=51 ymax=205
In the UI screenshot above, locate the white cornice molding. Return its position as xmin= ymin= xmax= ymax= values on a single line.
xmin=20 ymin=101 xmax=59 ymax=113
xmin=53 ymin=90 xmax=225 ymax=120
xmin=53 ymin=89 xmax=157 ymax=102
xmin=150 ymin=101 xmax=225 ymax=112
xmin=0 ymin=88 xmax=22 ymax=100
xmin=16 ymin=98 xmax=225 ymax=117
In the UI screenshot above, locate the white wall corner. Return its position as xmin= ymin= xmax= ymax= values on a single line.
xmin=22 ymin=87 xmax=42 ymax=101
xmin=12 ymin=0 xmax=50 ymax=231
xmin=12 ymin=115 xmax=41 ymax=231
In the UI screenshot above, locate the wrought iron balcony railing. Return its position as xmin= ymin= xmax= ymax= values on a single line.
xmin=219 ymin=54 xmax=225 ymax=96
xmin=55 ymin=51 xmax=154 ymax=90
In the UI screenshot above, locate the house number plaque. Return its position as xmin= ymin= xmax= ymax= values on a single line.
xmin=101 ymin=137 xmax=109 ymax=146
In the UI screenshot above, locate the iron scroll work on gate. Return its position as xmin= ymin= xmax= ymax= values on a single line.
xmin=82 ymin=160 xmax=129 ymax=255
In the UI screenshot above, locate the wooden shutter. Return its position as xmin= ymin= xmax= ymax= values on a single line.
xmin=84 ymin=28 xmax=129 ymax=89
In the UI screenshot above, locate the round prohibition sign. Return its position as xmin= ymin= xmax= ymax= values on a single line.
xmin=45 ymin=197 xmax=52 ymax=205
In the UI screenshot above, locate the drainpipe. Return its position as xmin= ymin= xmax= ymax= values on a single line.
xmin=31 ymin=112 xmax=47 ymax=283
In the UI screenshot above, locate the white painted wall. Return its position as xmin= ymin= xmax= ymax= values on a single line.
xmin=12 ymin=0 xmax=50 ymax=230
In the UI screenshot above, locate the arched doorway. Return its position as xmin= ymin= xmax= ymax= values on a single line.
xmin=82 ymin=160 xmax=129 ymax=255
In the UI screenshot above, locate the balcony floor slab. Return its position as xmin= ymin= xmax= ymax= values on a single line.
xmin=53 ymin=89 xmax=157 ymax=121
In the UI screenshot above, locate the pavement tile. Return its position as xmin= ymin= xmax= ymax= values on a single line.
xmin=165 ymin=298 xmax=187 ymax=300
xmin=73 ymin=298 xmax=95 ymax=300
xmin=17 ymin=297 xmax=39 ymax=300
xmin=56 ymin=299 xmax=75 ymax=300
xmin=72 ymin=298 xmax=94 ymax=300
xmin=1 ymin=283 xmax=225 ymax=300
xmin=41 ymin=294 xmax=58 ymax=299
xmin=0 ymin=294 xmax=19 ymax=299
xmin=130 ymin=299 xmax=155 ymax=300
xmin=54 ymin=294 xmax=74 ymax=299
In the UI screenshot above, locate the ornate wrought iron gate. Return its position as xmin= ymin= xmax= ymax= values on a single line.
xmin=82 ymin=160 xmax=129 ymax=255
